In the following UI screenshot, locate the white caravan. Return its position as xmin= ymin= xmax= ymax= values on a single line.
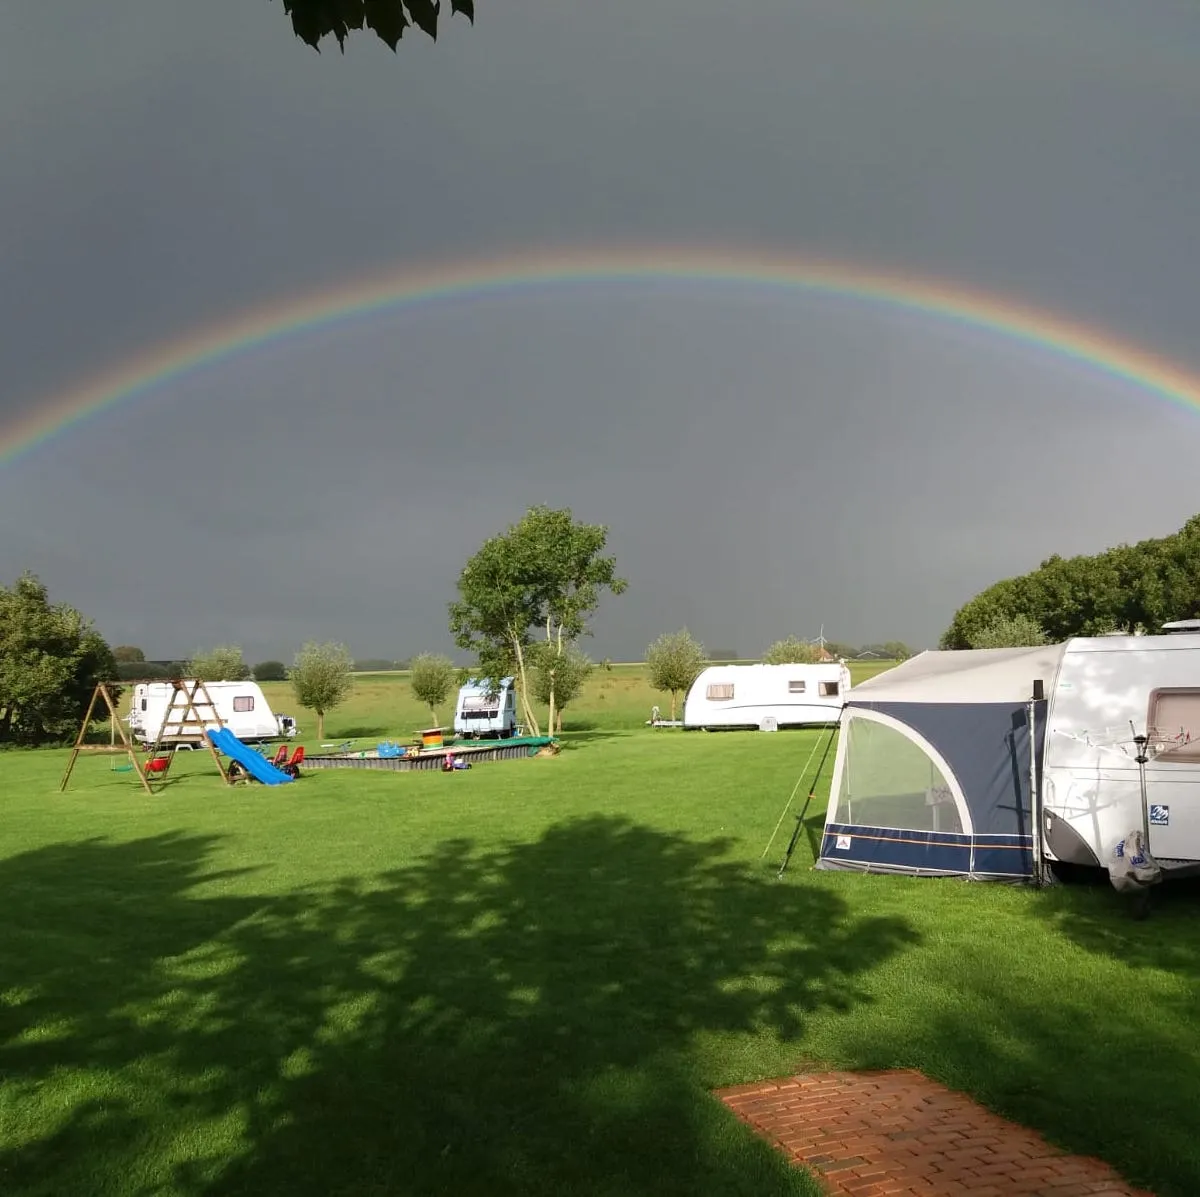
xmin=127 ymin=681 xmax=298 ymax=746
xmin=1042 ymin=630 xmax=1200 ymax=880
xmin=813 ymin=629 xmax=1200 ymax=890
xmin=683 ymin=662 xmax=850 ymax=731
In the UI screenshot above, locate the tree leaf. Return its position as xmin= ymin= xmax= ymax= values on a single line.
xmin=404 ymin=0 xmax=441 ymax=39
xmin=364 ymin=0 xmax=408 ymax=50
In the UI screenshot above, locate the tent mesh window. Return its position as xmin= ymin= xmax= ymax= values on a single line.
xmin=1148 ymin=688 xmax=1200 ymax=760
xmin=832 ymin=716 xmax=962 ymax=833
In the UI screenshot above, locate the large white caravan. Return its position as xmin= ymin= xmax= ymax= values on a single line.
xmin=683 ymin=662 xmax=849 ymax=731
xmin=814 ymin=630 xmax=1200 ymax=889
xmin=127 ymin=680 xmax=297 ymax=746
xmin=1041 ymin=632 xmax=1200 ymax=880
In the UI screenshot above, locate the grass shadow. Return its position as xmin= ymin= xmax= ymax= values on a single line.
xmin=556 ymin=728 xmax=630 ymax=748
xmin=0 ymin=817 xmax=920 ymax=1196
xmin=1048 ymin=873 xmax=1200 ymax=975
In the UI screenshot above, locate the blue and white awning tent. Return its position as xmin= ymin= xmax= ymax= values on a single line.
xmin=817 ymin=645 xmax=1067 ymax=881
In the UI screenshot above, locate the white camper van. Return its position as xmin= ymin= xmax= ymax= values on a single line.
xmin=453 ymin=677 xmax=519 ymax=739
xmin=127 ymin=681 xmax=297 ymax=746
xmin=683 ymin=662 xmax=850 ymax=731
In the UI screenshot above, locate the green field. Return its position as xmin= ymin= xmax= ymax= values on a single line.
xmin=4 ymin=662 xmax=1199 ymax=1196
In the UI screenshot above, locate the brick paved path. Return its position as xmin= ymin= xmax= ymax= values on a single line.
xmin=716 ymin=1070 xmax=1155 ymax=1196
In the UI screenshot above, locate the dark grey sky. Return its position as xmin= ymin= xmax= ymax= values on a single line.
xmin=3 ymin=0 xmax=1200 ymax=662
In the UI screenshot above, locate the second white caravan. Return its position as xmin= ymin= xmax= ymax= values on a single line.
xmin=683 ymin=662 xmax=850 ymax=731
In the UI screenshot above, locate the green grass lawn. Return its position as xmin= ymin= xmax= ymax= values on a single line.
xmin=4 ymin=668 xmax=1200 ymax=1196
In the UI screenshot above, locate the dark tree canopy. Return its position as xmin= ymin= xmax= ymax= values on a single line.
xmin=941 ymin=513 xmax=1200 ymax=649
xmin=278 ymin=0 xmax=475 ymax=52
xmin=0 ymin=573 xmax=119 ymax=745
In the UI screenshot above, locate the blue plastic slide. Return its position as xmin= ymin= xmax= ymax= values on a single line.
xmin=207 ymin=727 xmax=293 ymax=785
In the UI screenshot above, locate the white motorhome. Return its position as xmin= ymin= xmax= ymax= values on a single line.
xmin=127 ymin=681 xmax=297 ymax=746
xmin=683 ymin=662 xmax=850 ymax=731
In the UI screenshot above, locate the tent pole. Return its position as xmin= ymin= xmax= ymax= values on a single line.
xmin=777 ymin=714 xmax=841 ymax=879
xmin=1029 ymin=693 xmax=1044 ymax=886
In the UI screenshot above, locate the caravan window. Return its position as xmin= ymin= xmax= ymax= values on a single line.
xmin=233 ymin=696 xmax=255 ymax=713
xmin=140 ymin=698 xmax=147 ymax=711
xmin=788 ymin=680 xmax=807 ymax=694
xmin=707 ymin=683 xmax=734 ymax=701
xmin=819 ymin=681 xmax=839 ymax=697
xmin=1148 ymin=688 xmax=1200 ymax=760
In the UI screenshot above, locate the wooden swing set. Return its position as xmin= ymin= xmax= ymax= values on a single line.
xmin=59 ymin=678 xmax=233 ymax=793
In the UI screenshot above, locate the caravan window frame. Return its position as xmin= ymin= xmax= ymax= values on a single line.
xmin=1147 ymin=687 xmax=1200 ymax=761
xmin=706 ymin=682 xmax=735 ymax=701
xmin=233 ymin=695 xmax=255 ymax=713
xmin=819 ymin=680 xmax=840 ymax=697
xmin=788 ymin=680 xmax=807 ymax=694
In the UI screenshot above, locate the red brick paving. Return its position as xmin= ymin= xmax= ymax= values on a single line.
xmin=716 ymin=1070 xmax=1155 ymax=1196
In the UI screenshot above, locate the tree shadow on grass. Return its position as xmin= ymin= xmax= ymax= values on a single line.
xmin=555 ymin=728 xmax=629 ymax=748
xmin=0 ymin=819 xmax=920 ymax=1197
xmin=1048 ymin=872 xmax=1200 ymax=975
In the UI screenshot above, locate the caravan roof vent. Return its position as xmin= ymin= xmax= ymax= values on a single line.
xmin=1161 ymin=620 xmax=1200 ymax=635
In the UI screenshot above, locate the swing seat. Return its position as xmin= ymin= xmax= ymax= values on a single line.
xmin=111 ymin=761 xmax=135 ymax=773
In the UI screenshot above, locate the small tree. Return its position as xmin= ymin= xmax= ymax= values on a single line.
xmin=289 ymin=641 xmax=354 ymax=739
xmin=645 ymin=629 xmax=706 ymax=721
xmin=410 ymin=653 xmax=458 ymax=723
xmin=967 ymin=615 xmax=1050 ymax=649
xmin=762 ymin=636 xmax=823 ymax=664
xmin=113 ymin=645 xmax=145 ymax=663
xmin=188 ymin=644 xmax=251 ymax=681
xmin=253 ymin=660 xmax=288 ymax=682
xmin=529 ymin=642 xmax=593 ymax=732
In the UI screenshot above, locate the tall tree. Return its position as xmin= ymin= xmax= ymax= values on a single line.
xmin=409 ymin=653 xmax=458 ymax=724
xmin=645 ymin=629 xmax=706 ymax=722
xmin=762 ymin=636 xmax=823 ymax=665
xmin=113 ymin=645 xmax=145 ymax=663
xmin=449 ymin=506 xmax=626 ymax=736
xmin=289 ymin=641 xmax=355 ymax=740
xmin=188 ymin=644 xmax=251 ymax=681
xmin=252 ymin=660 xmax=288 ymax=682
xmin=0 ymin=572 xmax=119 ymax=745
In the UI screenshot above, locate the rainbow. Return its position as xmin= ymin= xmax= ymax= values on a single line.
xmin=5 ymin=244 xmax=1200 ymax=466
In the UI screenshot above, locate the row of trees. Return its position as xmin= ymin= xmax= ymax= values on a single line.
xmin=26 ymin=504 xmax=1194 ymax=748
xmin=940 ymin=513 xmax=1200 ymax=648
